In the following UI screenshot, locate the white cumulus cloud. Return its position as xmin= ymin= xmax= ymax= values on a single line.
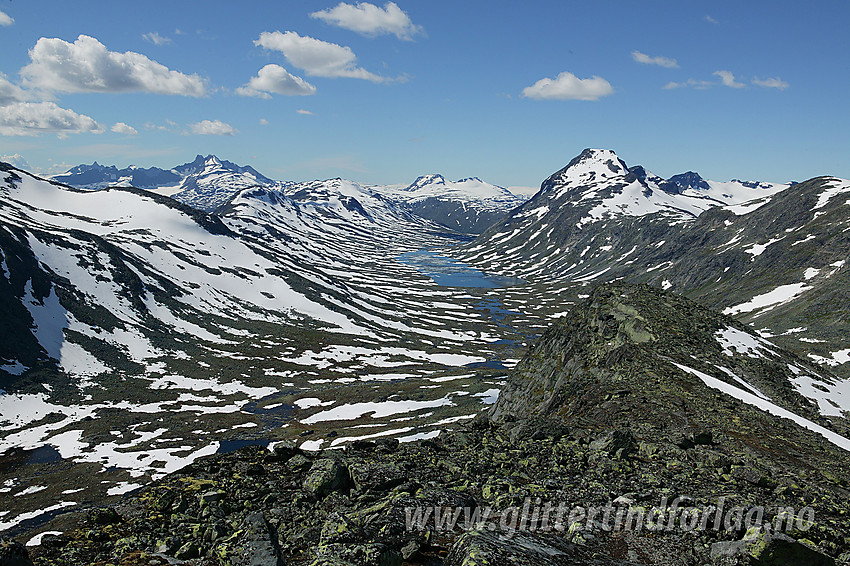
xmin=310 ymin=2 xmax=423 ymax=40
xmin=111 ymin=122 xmax=138 ymax=135
xmin=21 ymin=35 xmax=207 ymax=96
xmin=0 ymin=102 xmax=104 ymax=137
xmin=255 ymin=31 xmax=385 ymax=82
xmin=143 ymin=32 xmax=172 ymax=46
xmin=631 ymin=51 xmax=679 ymax=68
xmin=0 ymin=9 xmax=13 ymax=26
xmin=0 ymin=73 xmax=30 ymax=106
xmin=236 ymin=64 xmax=316 ymax=98
xmin=296 ymin=109 xmax=313 ymax=115
xmin=753 ymin=76 xmax=789 ymax=90
xmin=188 ymin=119 xmax=238 ymax=136
xmin=521 ymin=71 xmax=614 ymax=101
xmin=714 ymin=70 xmax=745 ymax=88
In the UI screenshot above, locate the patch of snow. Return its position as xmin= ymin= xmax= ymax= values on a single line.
xmin=744 ymin=237 xmax=783 ymax=258
xmin=722 ymin=283 xmax=812 ymax=316
xmin=1 ymin=361 xmax=27 ymax=375
xmin=328 ymin=426 xmax=414 ymax=448
xmin=473 ymin=388 xmax=500 ymax=404
xmin=672 ymin=362 xmax=850 ymax=452
xmin=813 ymin=178 xmax=850 ymax=210
xmin=791 ymin=372 xmax=850 ymax=417
xmin=301 ymin=395 xmax=457 ymax=424
xmin=106 ymin=482 xmax=143 ymax=496
xmin=808 ymin=349 xmax=850 ymax=367
xmin=22 ymin=281 xmax=67 ymax=360
xmin=715 ymin=326 xmax=777 ymax=358
xmin=294 ymin=397 xmax=334 ymax=410
xmin=299 ymin=439 xmax=324 ymax=451
xmin=0 ymin=502 xmax=78 ymax=531
xmin=397 ymin=429 xmax=441 ymax=443
xmin=15 ymin=485 xmax=48 ymax=496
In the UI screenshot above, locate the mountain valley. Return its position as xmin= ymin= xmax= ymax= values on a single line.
xmin=1 ymin=149 xmax=849 ymax=564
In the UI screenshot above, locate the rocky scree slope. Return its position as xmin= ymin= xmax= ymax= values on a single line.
xmin=9 ymin=283 xmax=850 ymax=566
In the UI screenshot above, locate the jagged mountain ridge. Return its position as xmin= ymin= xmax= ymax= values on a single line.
xmin=54 ymin=154 xmax=281 ymax=213
xmin=52 ymin=157 xmax=529 ymax=231
xmin=52 ymin=162 xmax=181 ymax=189
xmin=163 ymin=155 xmax=280 ymax=212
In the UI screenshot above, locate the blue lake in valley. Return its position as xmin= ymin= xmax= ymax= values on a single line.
xmin=397 ymin=250 xmax=524 ymax=288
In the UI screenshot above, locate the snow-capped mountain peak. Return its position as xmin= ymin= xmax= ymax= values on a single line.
xmin=408 ymin=174 xmax=447 ymax=190
xmin=53 ymin=155 xmax=278 ymax=212
xmin=541 ymin=148 xmax=631 ymax=194
xmin=400 ymin=174 xmax=516 ymax=202
xmin=368 ymin=173 xmax=528 ymax=233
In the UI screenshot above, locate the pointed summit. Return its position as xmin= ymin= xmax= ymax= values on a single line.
xmin=664 ymin=171 xmax=710 ymax=193
xmin=406 ymin=174 xmax=447 ymax=191
xmin=541 ymin=148 xmax=631 ymax=193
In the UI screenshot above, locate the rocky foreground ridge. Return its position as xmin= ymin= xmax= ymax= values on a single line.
xmin=5 ymin=283 xmax=850 ymax=565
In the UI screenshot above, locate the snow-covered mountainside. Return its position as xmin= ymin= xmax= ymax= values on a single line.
xmin=530 ymin=148 xmax=788 ymax=226
xmin=0 ymin=165 xmax=363 ymax=379
xmin=458 ymin=148 xmax=850 ymax=377
xmin=53 ymin=155 xmax=279 ymax=213
xmin=372 ymin=174 xmax=528 ymax=234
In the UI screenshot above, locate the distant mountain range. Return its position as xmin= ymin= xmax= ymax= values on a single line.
xmin=53 ymin=155 xmax=278 ymax=212
xmin=50 ymin=156 xmax=529 ymax=233
xmin=50 ymin=152 xmax=804 ymax=235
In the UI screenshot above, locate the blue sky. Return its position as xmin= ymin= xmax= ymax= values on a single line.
xmin=1 ymin=1 xmax=848 ymax=190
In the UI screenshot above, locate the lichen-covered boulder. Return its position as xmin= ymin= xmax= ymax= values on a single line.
xmin=443 ymin=530 xmax=572 ymax=566
xmin=710 ymin=529 xmax=835 ymax=566
xmin=218 ymin=512 xmax=284 ymax=566
xmin=303 ymin=458 xmax=351 ymax=498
